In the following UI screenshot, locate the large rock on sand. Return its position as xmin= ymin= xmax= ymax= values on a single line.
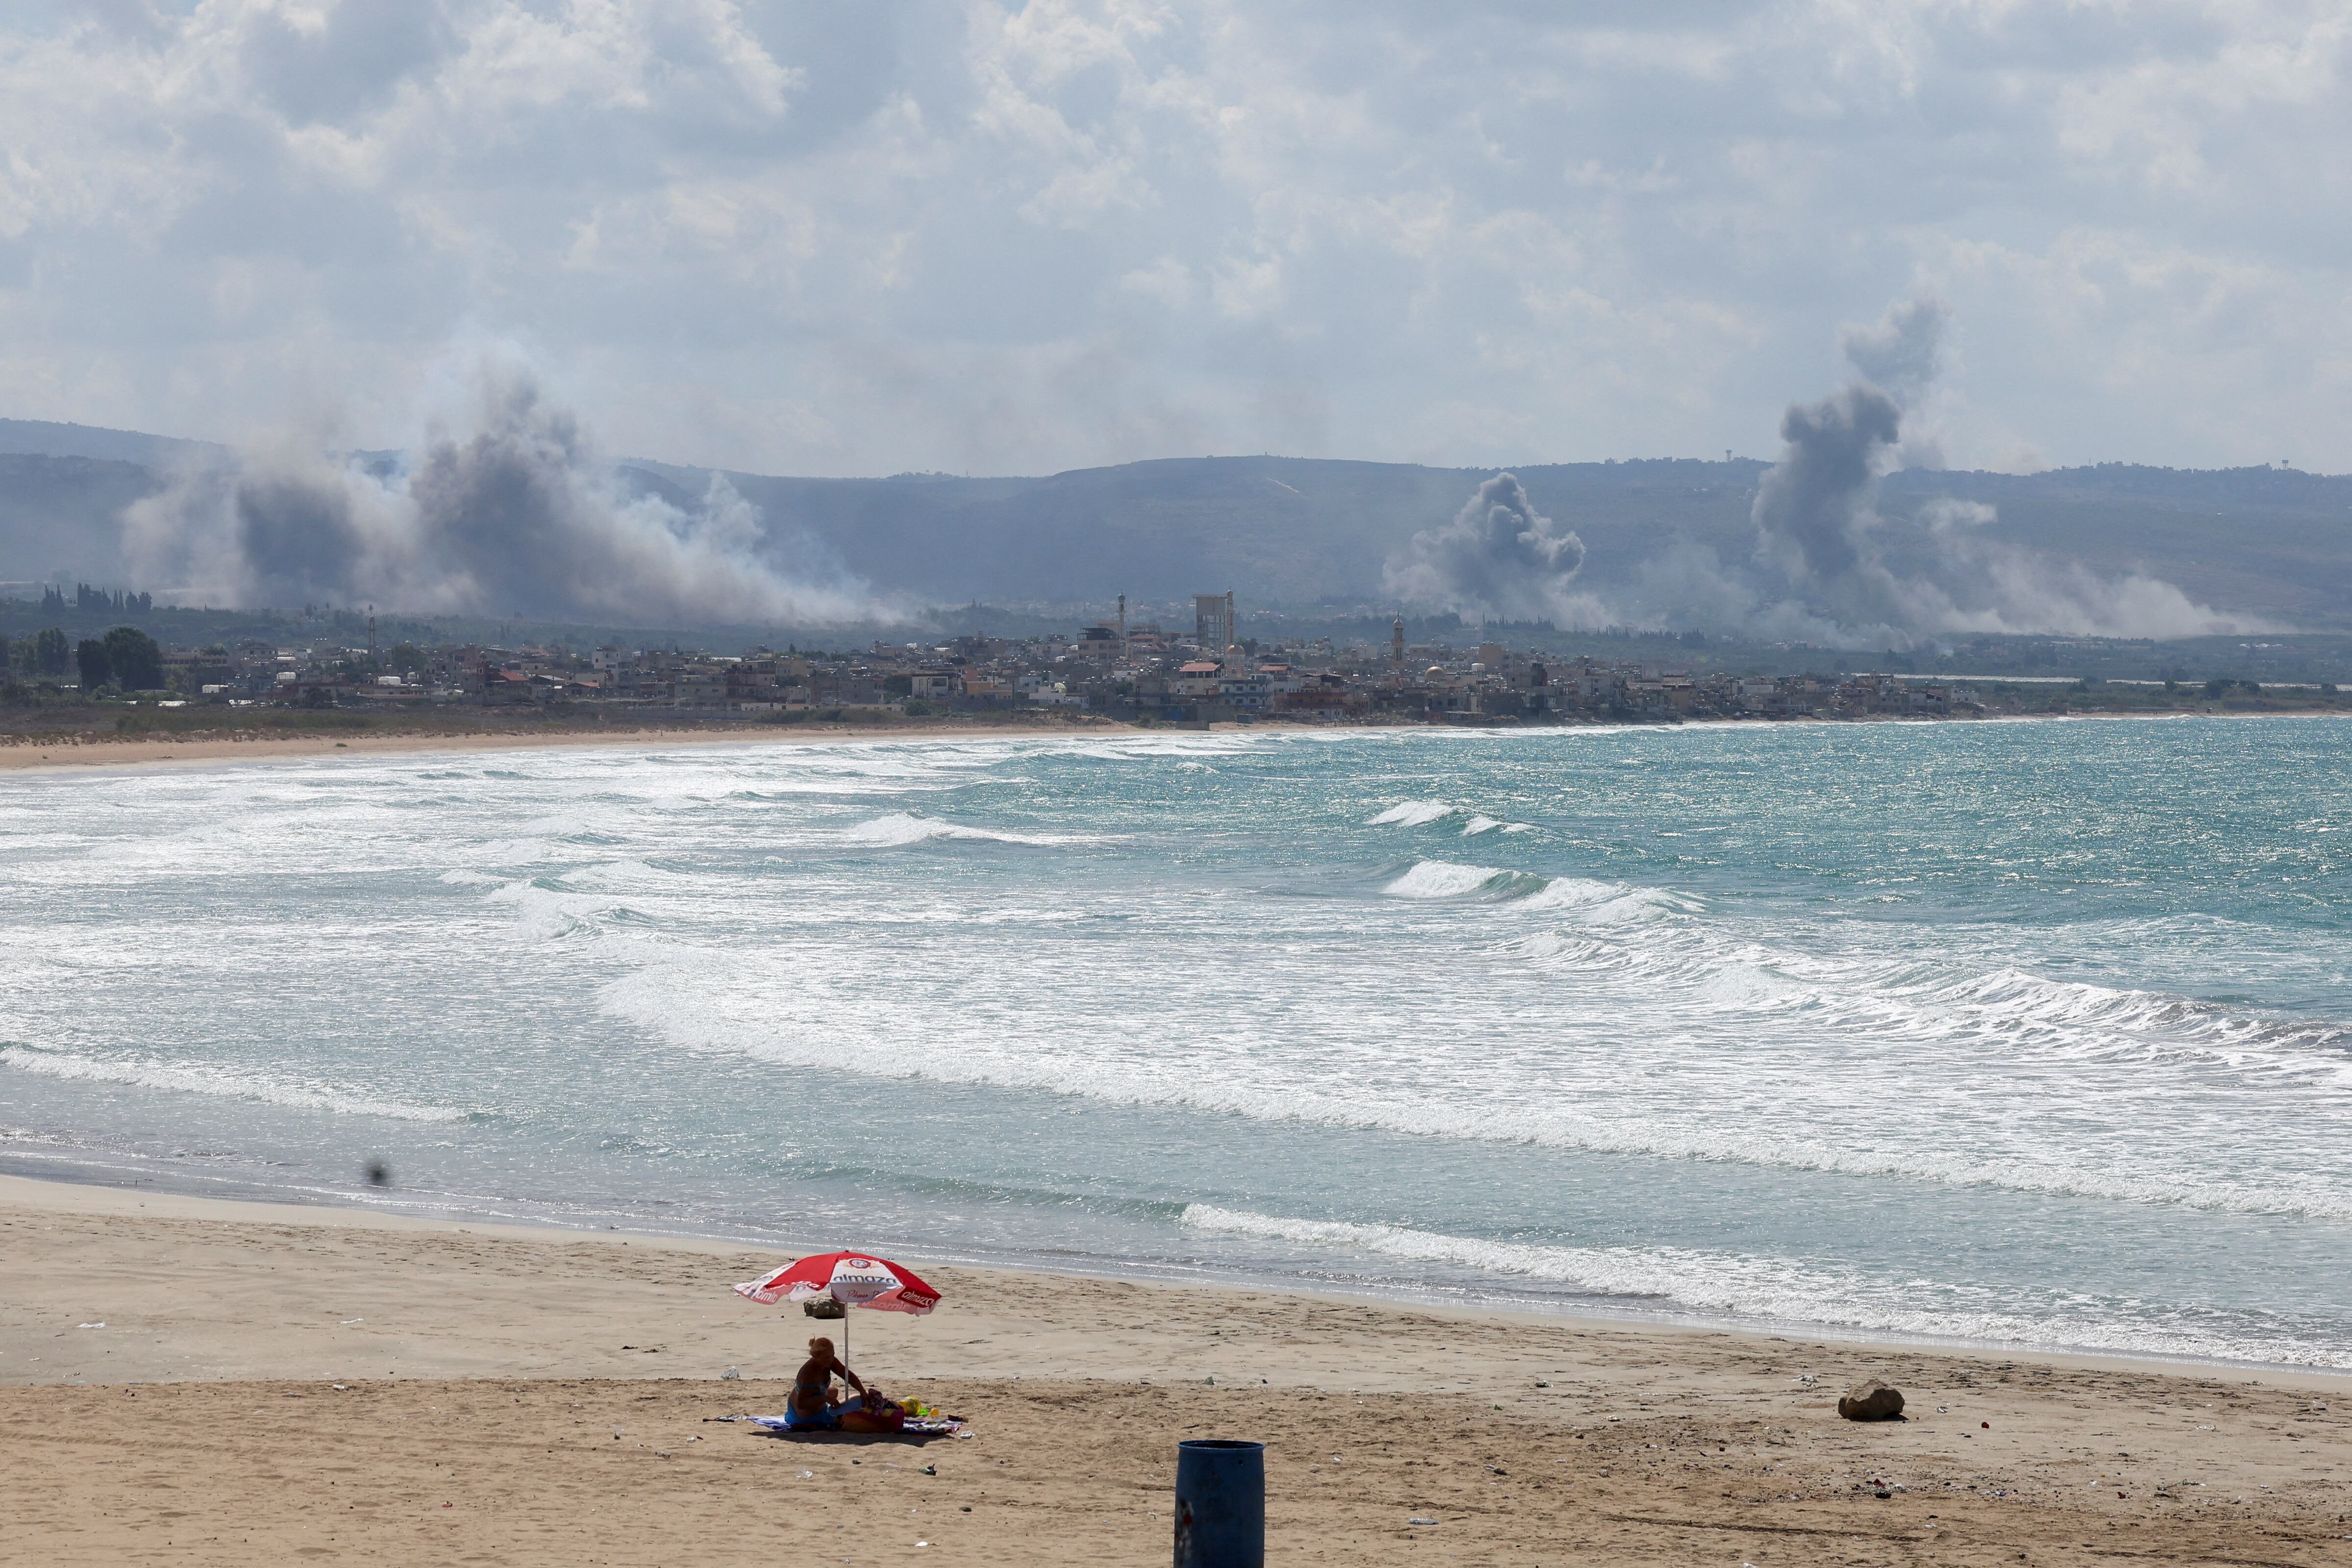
xmin=1838 ymin=1380 xmax=1906 ymax=1421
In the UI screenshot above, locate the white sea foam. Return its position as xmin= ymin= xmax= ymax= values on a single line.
xmin=1176 ymin=1205 xmax=2352 ymax=1366
xmin=555 ymin=859 xmax=699 ymax=892
xmin=1517 ymin=876 xmax=1697 ymax=917
xmin=605 ymin=920 xmax=2352 ymax=1223
xmin=1383 ymin=860 xmax=1517 ymax=898
xmin=1373 ymin=801 xmax=1534 ymax=835
xmin=1369 ymin=799 xmax=1455 ymax=826
xmin=0 ymin=1045 xmax=463 ymax=1122
xmin=839 ymin=812 xmax=1103 ymax=848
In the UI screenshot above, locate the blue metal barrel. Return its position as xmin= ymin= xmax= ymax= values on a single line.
xmin=1173 ymin=1439 xmax=1264 ymax=1568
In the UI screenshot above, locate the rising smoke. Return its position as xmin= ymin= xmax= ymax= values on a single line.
xmin=1382 ymin=472 xmax=1602 ymax=627
xmin=1642 ymin=297 xmax=2271 ymax=647
xmin=122 ymin=364 xmax=888 ymax=627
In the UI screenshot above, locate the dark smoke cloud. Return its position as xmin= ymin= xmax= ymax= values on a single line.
xmin=1383 ymin=472 xmax=1599 ymax=626
xmin=123 ymin=364 xmax=891 ymax=626
xmin=1682 ymin=297 xmax=2271 ymax=646
xmin=1751 ymin=383 xmax=1902 ymax=592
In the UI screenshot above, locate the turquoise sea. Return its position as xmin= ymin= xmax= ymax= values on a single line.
xmin=5 ymin=717 xmax=2350 ymax=1366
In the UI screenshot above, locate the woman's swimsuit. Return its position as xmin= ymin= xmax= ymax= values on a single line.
xmin=785 ymin=1369 xmax=842 ymax=1430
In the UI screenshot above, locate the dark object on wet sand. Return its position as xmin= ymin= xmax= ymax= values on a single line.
xmin=1174 ymin=1439 xmax=1263 ymax=1568
xmin=1839 ymin=1380 xmax=1906 ymax=1421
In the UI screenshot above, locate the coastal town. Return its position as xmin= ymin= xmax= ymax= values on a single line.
xmin=9 ymin=586 xmax=2310 ymax=731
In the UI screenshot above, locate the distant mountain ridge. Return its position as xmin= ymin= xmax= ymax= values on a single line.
xmin=630 ymin=453 xmax=2352 ymax=627
xmin=0 ymin=418 xmax=224 ymax=468
xmin=0 ymin=417 xmax=2346 ymax=627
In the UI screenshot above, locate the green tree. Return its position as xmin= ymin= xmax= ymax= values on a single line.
xmin=388 ymin=643 xmax=427 ymax=675
xmin=76 ymin=639 xmax=110 ymax=691
xmin=33 ymin=627 xmax=68 ymax=676
xmin=0 ymin=632 xmax=10 ymax=673
xmin=102 ymin=625 xmax=163 ymax=690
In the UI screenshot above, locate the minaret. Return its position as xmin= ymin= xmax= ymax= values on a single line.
xmin=1117 ymin=593 xmax=1127 ymax=659
xmin=1224 ymin=590 xmax=1241 ymax=671
xmin=1391 ymin=615 xmax=1406 ymax=679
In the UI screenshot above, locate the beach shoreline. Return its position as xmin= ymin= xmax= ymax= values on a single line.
xmin=0 ymin=715 xmax=1162 ymax=773
xmin=2 ymin=704 xmax=2342 ymax=775
xmin=4 ymin=1163 xmax=2340 ymax=1388
xmin=6 ymin=1171 xmax=2349 ymax=1565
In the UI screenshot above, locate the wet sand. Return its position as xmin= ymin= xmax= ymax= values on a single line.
xmin=3 ymin=1175 xmax=2347 ymax=1565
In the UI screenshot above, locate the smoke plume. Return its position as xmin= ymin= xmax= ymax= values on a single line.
xmin=1838 ymin=297 xmax=1945 ymax=408
xmin=123 ymin=365 xmax=889 ymax=627
xmin=1383 ymin=472 xmax=1600 ymax=626
xmin=1675 ymin=297 xmax=2273 ymax=647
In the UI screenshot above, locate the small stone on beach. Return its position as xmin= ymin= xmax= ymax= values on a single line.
xmin=1838 ymin=1380 xmax=1906 ymax=1421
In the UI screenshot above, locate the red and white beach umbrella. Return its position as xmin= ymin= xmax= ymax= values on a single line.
xmin=733 ymin=1250 xmax=941 ymax=1314
xmin=733 ymin=1250 xmax=940 ymax=1369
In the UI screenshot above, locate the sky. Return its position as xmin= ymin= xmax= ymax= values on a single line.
xmin=1 ymin=0 xmax=2346 ymax=478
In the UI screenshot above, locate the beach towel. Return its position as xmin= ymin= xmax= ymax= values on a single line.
xmin=749 ymin=1415 xmax=968 ymax=1439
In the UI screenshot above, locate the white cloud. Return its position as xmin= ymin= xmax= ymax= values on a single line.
xmin=0 ymin=0 xmax=2346 ymax=475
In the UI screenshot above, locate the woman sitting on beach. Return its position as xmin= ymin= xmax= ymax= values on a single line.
xmin=784 ymin=1336 xmax=903 ymax=1432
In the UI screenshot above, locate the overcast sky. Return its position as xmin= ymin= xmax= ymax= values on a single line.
xmin=3 ymin=0 xmax=2346 ymax=476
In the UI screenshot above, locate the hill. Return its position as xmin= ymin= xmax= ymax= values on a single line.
xmin=1 ymin=419 xmax=2347 ymax=629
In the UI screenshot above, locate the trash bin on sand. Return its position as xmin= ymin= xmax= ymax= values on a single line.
xmin=1173 ymin=1438 xmax=1263 ymax=1568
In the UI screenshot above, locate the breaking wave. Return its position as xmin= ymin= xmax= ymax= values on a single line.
xmin=1369 ymin=799 xmax=1457 ymax=827
xmin=1370 ymin=800 xmax=1535 ymax=835
xmin=1382 ymin=860 xmax=1548 ymax=899
xmin=840 ymin=812 xmax=1106 ymax=848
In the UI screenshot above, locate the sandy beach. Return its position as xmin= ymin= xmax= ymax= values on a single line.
xmin=3 ymin=1175 xmax=2347 ymax=1566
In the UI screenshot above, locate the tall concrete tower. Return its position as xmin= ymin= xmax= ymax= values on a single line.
xmin=1117 ymin=593 xmax=1127 ymax=658
xmin=1195 ymin=593 xmax=1232 ymax=659
xmin=1391 ymin=616 xmax=1406 ymax=677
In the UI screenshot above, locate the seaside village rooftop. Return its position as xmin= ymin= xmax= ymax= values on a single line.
xmin=0 ymin=588 xmax=2007 ymax=725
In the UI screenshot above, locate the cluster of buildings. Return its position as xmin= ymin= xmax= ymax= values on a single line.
xmin=42 ymin=593 xmax=1984 ymax=725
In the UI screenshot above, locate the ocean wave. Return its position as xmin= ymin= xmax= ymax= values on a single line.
xmin=1517 ymin=927 xmax=2352 ymax=1074
xmin=1383 ymin=860 xmax=1660 ymax=910
xmin=1177 ymin=1205 xmax=2352 ymax=1366
xmin=1370 ymin=800 xmax=1534 ymax=836
xmin=610 ymin=938 xmax=2352 ymax=1223
xmin=555 ymin=859 xmax=701 ymax=892
xmin=0 ymin=1045 xmax=464 ymax=1122
xmin=839 ymin=812 xmax=1108 ymax=848
xmin=1518 ymin=877 xmax=1701 ymax=918
xmin=1369 ymin=799 xmax=1456 ymax=827
xmin=1382 ymin=861 xmax=1550 ymax=900
xmin=481 ymin=879 xmax=601 ymax=942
